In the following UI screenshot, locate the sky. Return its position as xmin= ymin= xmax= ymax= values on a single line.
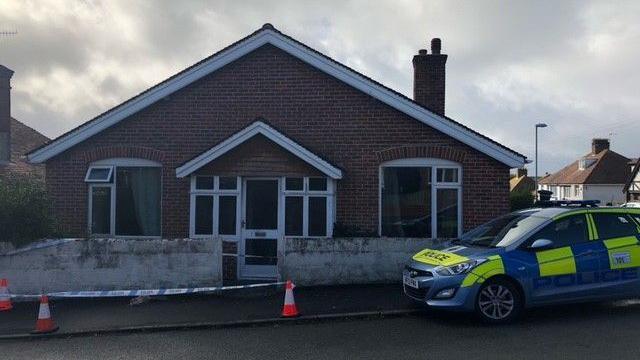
xmin=0 ymin=0 xmax=638 ymax=174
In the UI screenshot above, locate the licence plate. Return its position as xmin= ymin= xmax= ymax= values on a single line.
xmin=403 ymin=274 xmax=419 ymax=289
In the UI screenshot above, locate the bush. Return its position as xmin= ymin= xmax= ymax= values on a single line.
xmin=510 ymin=190 xmax=534 ymax=211
xmin=0 ymin=174 xmax=58 ymax=248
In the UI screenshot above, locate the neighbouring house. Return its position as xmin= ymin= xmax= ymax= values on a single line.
xmin=0 ymin=65 xmax=49 ymax=179
xmin=623 ymin=158 xmax=640 ymax=202
xmin=510 ymin=168 xmax=535 ymax=194
xmin=26 ymin=24 xmax=526 ymax=283
xmin=538 ymin=138 xmax=630 ymax=205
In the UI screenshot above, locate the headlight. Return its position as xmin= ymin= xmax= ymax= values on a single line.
xmin=435 ymin=259 xmax=483 ymax=276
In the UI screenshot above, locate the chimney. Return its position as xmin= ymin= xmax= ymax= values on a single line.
xmin=0 ymin=65 xmax=13 ymax=163
xmin=592 ymin=138 xmax=610 ymax=154
xmin=517 ymin=168 xmax=527 ymax=178
xmin=412 ymin=38 xmax=448 ymax=116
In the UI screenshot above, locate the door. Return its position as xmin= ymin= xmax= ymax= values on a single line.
xmin=527 ymin=214 xmax=603 ymax=303
xmin=239 ymin=179 xmax=280 ymax=279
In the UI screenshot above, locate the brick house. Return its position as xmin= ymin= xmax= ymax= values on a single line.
xmin=0 ymin=65 xmax=49 ymax=179
xmin=27 ymin=25 xmax=525 ymax=281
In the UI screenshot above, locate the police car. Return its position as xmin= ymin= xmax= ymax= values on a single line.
xmin=403 ymin=204 xmax=640 ymax=323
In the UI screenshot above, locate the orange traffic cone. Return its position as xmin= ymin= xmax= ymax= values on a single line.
xmin=32 ymin=295 xmax=58 ymax=334
xmin=0 ymin=279 xmax=12 ymax=311
xmin=281 ymin=280 xmax=299 ymax=317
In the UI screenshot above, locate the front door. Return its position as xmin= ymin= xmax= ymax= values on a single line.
xmin=240 ymin=179 xmax=279 ymax=279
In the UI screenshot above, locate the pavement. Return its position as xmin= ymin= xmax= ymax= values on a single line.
xmin=4 ymin=299 xmax=640 ymax=359
xmin=0 ymin=283 xmax=420 ymax=338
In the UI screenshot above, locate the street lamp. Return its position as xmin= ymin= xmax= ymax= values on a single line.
xmin=534 ymin=123 xmax=548 ymax=201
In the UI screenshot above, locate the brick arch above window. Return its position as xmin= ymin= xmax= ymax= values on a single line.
xmin=375 ymin=145 xmax=466 ymax=164
xmin=83 ymin=146 xmax=165 ymax=164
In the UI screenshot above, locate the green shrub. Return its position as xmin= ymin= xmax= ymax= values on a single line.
xmin=510 ymin=190 xmax=534 ymax=211
xmin=0 ymin=174 xmax=58 ymax=248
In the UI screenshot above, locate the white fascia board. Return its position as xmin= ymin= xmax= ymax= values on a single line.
xmin=175 ymin=121 xmax=343 ymax=179
xmin=28 ymin=29 xmax=525 ymax=168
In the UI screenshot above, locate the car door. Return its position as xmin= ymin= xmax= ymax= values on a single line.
xmin=527 ymin=214 xmax=604 ymax=304
xmin=590 ymin=212 xmax=640 ymax=297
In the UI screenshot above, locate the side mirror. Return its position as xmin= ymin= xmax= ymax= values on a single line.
xmin=529 ymin=239 xmax=553 ymax=250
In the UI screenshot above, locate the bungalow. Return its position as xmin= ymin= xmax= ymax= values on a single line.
xmin=538 ymin=138 xmax=630 ymax=205
xmin=27 ymin=24 xmax=526 ymax=282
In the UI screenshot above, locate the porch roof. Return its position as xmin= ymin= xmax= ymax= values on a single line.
xmin=175 ymin=121 xmax=343 ymax=179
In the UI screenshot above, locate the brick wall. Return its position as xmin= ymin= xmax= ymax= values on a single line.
xmin=45 ymin=44 xmax=511 ymax=238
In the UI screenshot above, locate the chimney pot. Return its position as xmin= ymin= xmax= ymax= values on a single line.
xmin=517 ymin=168 xmax=528 ymax=178
xmin=418 ymin=49 xmax=428 ymax=55
xmin=431 ymin=38 xmax=442 ymax=54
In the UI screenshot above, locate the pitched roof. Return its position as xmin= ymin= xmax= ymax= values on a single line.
xmin=623 ymin=158 xmax=640 ymax=192
xmin=176 ymin=121 xmax=343 ymax=179
xmin=27 ymin=24 xmax=526 ymax=168
xmin=539 ymin=149 xmax=630 ymax=185
xmin=510 ymin=174 xmax=535 ymax=192
xmin=0 ymin=118 xmax=50 ymax=177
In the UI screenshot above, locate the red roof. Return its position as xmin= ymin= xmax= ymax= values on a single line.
xmin=539 ymin=149 xmax=630 ymax=185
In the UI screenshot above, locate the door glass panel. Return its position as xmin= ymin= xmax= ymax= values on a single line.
xmin=218 ymin=196 xmax=237 ymax=235
xmin=437 ymin=188 xmax=458 ymax=238
xmin=245 ymin=238 xmax=278 ymax=265
xmin=195 ymin=196 xmax=213 ymax=235
xmin=245 ymin=180 xmax=278 ymax=230
xmin=91 ymin=187 xmax=111 ymax=234
xmin=285 ymin=196 xmax=303 ymax=236
xmin=308 ymin=196 xmax=327 ymax=236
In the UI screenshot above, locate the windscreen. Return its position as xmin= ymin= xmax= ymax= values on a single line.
xmin=459 ymin=213 xmax=548 ymax=248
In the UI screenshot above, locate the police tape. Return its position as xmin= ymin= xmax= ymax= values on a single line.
xmin=1 ymin=238 xmax=80 ymax=257
xmin=10 ymin=281 xmax=287 ymax=301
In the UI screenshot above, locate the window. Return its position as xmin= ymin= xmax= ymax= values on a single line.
xmin=529 ymin=215 xmax=589 ymax=248
xmin=380 ymin=159 xmax=462 ymax=238
xmin=85 ymin=166 xmax=113 ymax=183
xmin=86 ymin=159 xmax=162 ymax=237
xmin=592 ymin=213 xmax=638 ymax=239
xmin=90 ymin=186 xmax=111 ymax=234
xmin=284 ymin=177 xmax=333 ymax=237
xmin=436 ymin=168 xmax=458 ymax=183
xmin=190 ymin=176 xmax=240 ymax=238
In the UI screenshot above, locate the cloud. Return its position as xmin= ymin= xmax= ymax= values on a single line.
xmin=0 ymin=0 xmax=638 ymax=173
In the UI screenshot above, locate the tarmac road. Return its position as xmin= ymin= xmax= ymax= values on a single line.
xmin=4 ymin=299 xmax=640 ymax=360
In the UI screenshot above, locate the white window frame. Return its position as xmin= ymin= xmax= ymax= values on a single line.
xmin=86 ymin=158 xmax=162 ymax=238
xmin=84 ymin=165 xmax=114 ymax=183
xmin=282 ymin=176 xmax=335 ymax=238
xmin=378 ymin=158 xmax=463 ymax=239
xmin=189 ymin=176 xmax=242 ymax=240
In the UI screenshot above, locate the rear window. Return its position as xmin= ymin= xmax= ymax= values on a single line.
xmin=592 ymin=213 xmax=638 ymax=239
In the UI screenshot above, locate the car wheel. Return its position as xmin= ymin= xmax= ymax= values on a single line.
xmin=475 ymin=278 xmax=523 ymax=324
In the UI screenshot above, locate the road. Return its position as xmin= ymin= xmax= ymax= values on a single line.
xmin=4 ymin=300 xmax=640 ymax=359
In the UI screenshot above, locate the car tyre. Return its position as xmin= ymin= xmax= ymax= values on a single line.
xmin=475 ymin=278 xmax=523 ymax=324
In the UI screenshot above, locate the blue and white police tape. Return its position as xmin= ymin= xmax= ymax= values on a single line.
xmin=10 ymin=281 xmax=287 ymax=300
xmin=1 ymin=238 xmax=80 ymax=257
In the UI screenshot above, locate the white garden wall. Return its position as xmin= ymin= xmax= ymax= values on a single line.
xmin=0 ymin=238 xmax=222 ymax=294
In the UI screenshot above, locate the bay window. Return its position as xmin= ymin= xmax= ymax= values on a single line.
xmin=86 ymin=158 xmax=162 ymax=237
xmin=380 ymin=158 xmax=462 ymax=238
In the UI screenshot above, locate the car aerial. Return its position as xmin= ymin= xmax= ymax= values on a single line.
xmin=403 ymin=203 xmax=640 ymax=323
